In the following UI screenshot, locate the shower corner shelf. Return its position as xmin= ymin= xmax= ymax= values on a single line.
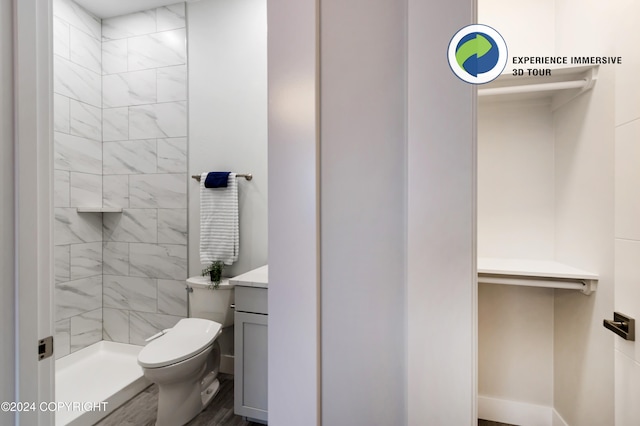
xmin=478 ymin=257 xmax=598 ymax=295
xmin=478 ymin=64 xmax=598 ymax=107
xmin=76 ymin=207 xmax=123 ymax=213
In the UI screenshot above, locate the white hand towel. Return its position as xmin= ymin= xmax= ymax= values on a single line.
xmin=200 ymin=172 xmax=239 ymax=266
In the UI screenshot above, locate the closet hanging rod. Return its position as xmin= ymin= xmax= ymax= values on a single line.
xmin=192 ymin=173 xmax=253 ymax=182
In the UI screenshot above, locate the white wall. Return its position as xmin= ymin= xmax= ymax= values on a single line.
xmin=478 ymin=0 xmax=555 ymax=66
xmin=552 ymin=68 xmax=615 ymax=426
xmin=0 ymin=1 xmax=15 ymax=424
xmin=407 ymin=0 xmax=476 ymax=423
xmin=478 ymin=101 xmax=555 ymax=260
xmin=553 ymin=1 xmax=616 ymax=424
xmin=319 ymin=0 xmax=406 ymax=424
xmin=477 ymin=100 xmax=556 ymax=410
xmin=187 ymin=0 xmax=268 ymax=279
xmin=479 ymin=284 xmax=553 ymax=406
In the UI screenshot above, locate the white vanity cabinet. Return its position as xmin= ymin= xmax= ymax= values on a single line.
xmin=231 ymin=266 xmax=268 ymax=424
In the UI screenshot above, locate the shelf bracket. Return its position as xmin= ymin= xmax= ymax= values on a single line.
xmin=581 ymin=279 xmax=596 ymax=296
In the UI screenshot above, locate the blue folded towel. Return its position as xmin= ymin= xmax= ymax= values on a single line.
xmin=204 ymin=172 xmax=231 ymax=188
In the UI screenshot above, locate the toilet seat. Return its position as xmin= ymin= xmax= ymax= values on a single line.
xmin=138 ymin=318 xmax=222 ymax=369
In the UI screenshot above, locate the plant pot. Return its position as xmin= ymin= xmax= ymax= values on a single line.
xmin=209 ymin=271 xmax=222 ymax=283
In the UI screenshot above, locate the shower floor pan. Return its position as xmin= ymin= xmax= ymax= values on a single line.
xmin=55 ymin=341 xmax=150 ymax=426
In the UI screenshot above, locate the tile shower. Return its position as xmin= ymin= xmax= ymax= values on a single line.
xmin=53 ymin=0 xmax=189 ymax=358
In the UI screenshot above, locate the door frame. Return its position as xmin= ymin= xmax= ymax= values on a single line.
xmin=14 ymin=0 xmax=55 ymax=424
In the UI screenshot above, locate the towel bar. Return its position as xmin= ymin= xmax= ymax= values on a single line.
xmin=192 ymin=173 xmax=252 ymax=182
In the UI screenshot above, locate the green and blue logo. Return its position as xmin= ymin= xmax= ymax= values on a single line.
xmin=447 ymin=24 xmax=507 ymax=84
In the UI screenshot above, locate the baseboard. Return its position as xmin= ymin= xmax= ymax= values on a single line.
xmin=220 ymin=353 xmax=234 ymax=375
xmin=551 ymin=409 xmax=569 ymax=426
xmin=478 ymin=395 xmax=553 ymax=426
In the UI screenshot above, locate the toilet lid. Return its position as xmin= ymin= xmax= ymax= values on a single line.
xmin=138 ymin=318 xmax=222 ymax=368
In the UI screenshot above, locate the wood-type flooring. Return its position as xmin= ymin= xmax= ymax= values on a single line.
xmin=95 ymin=373 xmax=515 ymax=426
xmin=95 ymin=375 xmax=262 ymax=426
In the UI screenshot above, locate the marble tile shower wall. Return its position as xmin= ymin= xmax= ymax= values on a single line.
xmin=101 ymin=4 xmax=188 ymax=346
xmin=54 ymin=0 xmax=104 ymax=359
xmin=53 ymin=0 xmax=188 ymax=359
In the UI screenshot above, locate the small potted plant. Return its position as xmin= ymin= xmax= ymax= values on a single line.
xmin=202 ymin=260 xmax=225 ymax=289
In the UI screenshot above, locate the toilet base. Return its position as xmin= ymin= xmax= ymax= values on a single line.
xmin=154 ymin=373 xmax=204 ymax=426
xmin=153 ymin=377 xmax=220 ymax=426
xmin=201 ymin=377 xmax=220 ymax=408
xmin=147 ymin=344 xmax=218 ymax=426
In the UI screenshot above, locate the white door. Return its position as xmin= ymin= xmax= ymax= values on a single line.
xmin=611 ymin=233 xmax=640 ymax=426
xmin=613 ymin=150 xmax=640 ymax=424
xmin=613 ymin=101 xmax=640 ymax=425
xmin=612 ymin=0 xmax=640 ymax=423
xmin=14 ymin=0 xmax=55 ymax=424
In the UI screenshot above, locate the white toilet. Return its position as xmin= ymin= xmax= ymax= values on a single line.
xmin=137 ymin=277 xmax=235 ymax=426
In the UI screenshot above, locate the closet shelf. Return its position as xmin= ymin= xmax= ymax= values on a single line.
xmin=76 ymin=207 xmax=123 ymax=213
xmin=478 ymin=257 xmax=598 ymax=295
xmin=478 ymin=65 xmax=598 ymax=107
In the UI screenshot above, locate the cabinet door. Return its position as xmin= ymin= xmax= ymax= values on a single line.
xmin=234 ymin=311 xmax=268 ymax=422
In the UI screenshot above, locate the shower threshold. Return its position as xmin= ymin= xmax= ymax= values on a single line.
xmin=55 ymin=341 xmax=150 ymax=426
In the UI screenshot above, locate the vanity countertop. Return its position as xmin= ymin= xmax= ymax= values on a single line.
xmin=229 ymin=265 xmax=268 ymax=289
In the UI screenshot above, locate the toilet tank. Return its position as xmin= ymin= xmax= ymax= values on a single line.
xmin=186 ymin=276 xmax=235 ymax=327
